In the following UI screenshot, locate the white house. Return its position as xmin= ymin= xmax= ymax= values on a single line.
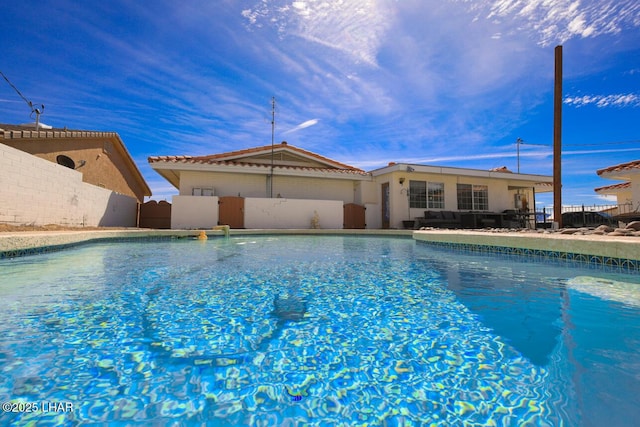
xmin=370 ymin=162 xmax=552 ymax=229
xmin=596 ymin=159 xmax=640 ymax=217
xmin=149 ymin=142 xmax=553 ymax=229
xmin=149 ymin=142 xmax=373 ymax=229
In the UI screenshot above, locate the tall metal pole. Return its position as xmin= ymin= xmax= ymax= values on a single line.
xmin=516 ymin=138 xmax=522 ymax=173
xmin=270 ymin=97 xmax=275 ymax=198
xmin=553 ymin=46 xmax=563 ymax=227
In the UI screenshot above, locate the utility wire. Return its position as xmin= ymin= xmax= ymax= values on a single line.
xmin=563 ymin=140 xmax=640 ymax=147
xmin=0 ymin=70 xmax=45 ymax=124
xmin=1 ymin=70 xmax=34 ymax=109
xmin=519 ymin=139 xmax=640 ymax=147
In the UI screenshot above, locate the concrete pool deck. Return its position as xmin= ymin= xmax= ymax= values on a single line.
xmin=0 ymin=228 xmax=413 ymax=256
xmin=413 ymin=229 xmax=640 ymax=261
xmin=0 ymin=228 xmax=638 ymax=269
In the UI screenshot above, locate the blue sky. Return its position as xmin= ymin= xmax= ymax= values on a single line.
xmin=1 ymin=0 xmax=639 ymax=208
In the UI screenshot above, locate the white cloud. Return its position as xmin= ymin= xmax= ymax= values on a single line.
xmin=283 ymin=118 xmax=319 ymax=134
xmin=465 ymin=0 xmax=640 ymax=46
xmin=564 ymin=94 xmax=640 ymax=108
xmin=241 ymin=0 xmax=393 ymax=66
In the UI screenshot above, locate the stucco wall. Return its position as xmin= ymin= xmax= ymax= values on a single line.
xmin=356 ymin=181 xmax=378 ymax=205
xmin=244 ymin=198 xmax=343 ymax=229
xmin=171 ymin=195 xmax=219 ymax=229
xmin=614 ymin=189 xmax=634 ymax=205
xmin=0 ymin=142 xmax=138 ymax=226
xmin=632 ymin=178 xmax=640 ymax=208
xmin=271 ymin=176 xmax=354 ymax=202
xmin=179 ymin=171 xmax=357 ymax=202
xmin=179 ymin=171 xmax=266 ymax=197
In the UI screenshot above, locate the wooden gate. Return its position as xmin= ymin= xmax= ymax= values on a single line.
xmin=139 ymin=200 xmax=171 ymax=229
xmin=218 ymin=196 xmax=244 ymax=228
xmin=343 ymin=203 xmax=366 ymax=229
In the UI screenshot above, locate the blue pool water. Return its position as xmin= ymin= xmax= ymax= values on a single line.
xmin=1 ymin=235 xmax=639 ymax=426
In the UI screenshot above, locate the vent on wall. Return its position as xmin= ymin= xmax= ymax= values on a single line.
xmin=192 ymin=187 xmax=215 ymax=196
xmin=56 ymin=155 xmax=76 ymax=169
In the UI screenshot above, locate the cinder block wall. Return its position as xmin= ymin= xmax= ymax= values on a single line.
xmin=0 ymin=143 xmax=137 ymax=226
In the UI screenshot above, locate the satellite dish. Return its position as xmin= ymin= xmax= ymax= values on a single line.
xmin=56 ymin=155 xmax=76 ymax=169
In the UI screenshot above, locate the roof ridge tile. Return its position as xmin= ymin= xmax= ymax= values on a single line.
xmin=149 ymin=142 xmax=364 ymax=172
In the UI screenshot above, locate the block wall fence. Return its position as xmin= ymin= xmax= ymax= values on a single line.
xmin=0 ymin=143 xmax=138 ymax=227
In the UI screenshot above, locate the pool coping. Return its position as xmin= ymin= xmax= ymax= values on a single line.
xmin=413 ymin=229 xmax=640 ymax=272
xmin=0 ymin=229 xmax=413 ymax=259
xmin=1 ymin=228 xmax=639 ymax=272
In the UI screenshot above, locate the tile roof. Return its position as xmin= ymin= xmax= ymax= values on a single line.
xmin=0 ymin=123 xmax=151 ymax=196
xmin=148 ymin=156 xmax=370 ymax=176
xmin=0 ymin=123 xmax=119 ymax=140
xmin=148 ymin=141 xmax=367 ymax=174
xmin=596 ymin=159 xmax=640 ymax=176
xmin=489 ymin=166 xmax=513 ymax=173
xmin=594 ymin=181 xmax=631 ymax=193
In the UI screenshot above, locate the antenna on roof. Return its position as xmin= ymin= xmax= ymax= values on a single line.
xmin=0 ymin=70 xmax=45 ymax=129
xmin=270 ymin=96 xmax=276 ymax=198
xmin=516 ymin=137 xmax=523 ymax=173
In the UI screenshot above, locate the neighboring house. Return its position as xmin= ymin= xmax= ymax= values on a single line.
xmin=596 ymin=159 xmax=640 ymax=216
xmin=149 ymin=142 xmax=373 ymax=229
xmin=0 ymin=124 xmax=150 ymax=202
xmin=371 ymin=163 xmax=552 ymax=229
xmin=149 ymin=141 xmax=553 ymax=229
xmin=1 ymin=124 xmax=151 ymax=227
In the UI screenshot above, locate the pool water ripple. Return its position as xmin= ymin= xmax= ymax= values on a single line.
xmin=1 ymin=236 xmax=639 ymax=425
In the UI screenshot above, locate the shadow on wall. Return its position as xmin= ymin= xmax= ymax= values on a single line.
xmin=96 ymin=191 xmax=139 ymax=227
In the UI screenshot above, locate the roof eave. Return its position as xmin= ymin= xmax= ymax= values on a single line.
xmin=370 ymin=163 xmax=553 ymax=183
xmin=597 ymin=171 xmax=638 ymax=181
xmin=112 ymin=134 xmax=152 ymax=197
xmin=148 ymin=161 xmax=371 ymax=181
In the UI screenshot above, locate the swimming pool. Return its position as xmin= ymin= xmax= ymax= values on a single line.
xmin=1 ymin=235 xmax=638 ymax=425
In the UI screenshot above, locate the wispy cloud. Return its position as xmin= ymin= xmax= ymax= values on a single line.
xmin=242 ymin=0 xmax=393 ymax=66
xmin=283 ymin=118 xmax=319 ymax=134
xmin=475 ymin=0 xmax=640 ymax=46
xmin=346 ymin=145 xmax=640 ymax=171
xmin=564 ymin=94 xmax=640 ymax=108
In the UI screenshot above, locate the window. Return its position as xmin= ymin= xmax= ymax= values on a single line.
xmin=457 ymin=184 xmax=472 ymax=210
xmin=473 ymin=185 xmax=488 ymax=210
xmin=410 ymin=181 xmax=444 ymax=209
xmin=457 ymin=184 xmax=488 ymax=210
xmin=409 ymin=181 xmax=426 ymax=208
xmin=427 ymin=182 xmax=444 ymax=209
xmin=192 ymin=187 xmax=215 ymax=196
